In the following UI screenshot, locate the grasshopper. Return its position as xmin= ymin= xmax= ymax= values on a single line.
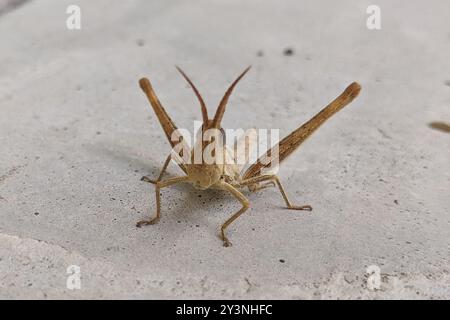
xmin=137 ymin=66 xmax=361 ymax=247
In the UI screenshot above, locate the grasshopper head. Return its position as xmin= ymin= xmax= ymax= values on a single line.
xmin=186 ymin=164 xmax=222 ymax=190
xmin=176 ymin=66 xmax=251 ymax=189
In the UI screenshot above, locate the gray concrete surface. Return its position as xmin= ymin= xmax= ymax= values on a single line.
xmin=0 ymin=0 xmax=449 ymax=299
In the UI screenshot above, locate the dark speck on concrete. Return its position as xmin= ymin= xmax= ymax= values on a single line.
xmin=34 ymin=212 xmax=39 ymax=216
xmin=279 ymin=259 xmax=285 ymax=263
xmin=256 ymin=50 xmax=264 ymax=57
xmin=136 ymin=39 xmax=145 ymax=47
xmin=283 ymin=48 xmax=294 ymax=56
xmin=444 ymin=80 xmax=450 ymax=86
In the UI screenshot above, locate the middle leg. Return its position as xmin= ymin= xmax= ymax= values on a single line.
xmin=219 ymin=182 xmax=250 ymax=247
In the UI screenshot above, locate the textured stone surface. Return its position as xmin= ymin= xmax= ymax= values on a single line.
xmin=0 ymin=0 xmax=449 ymax=299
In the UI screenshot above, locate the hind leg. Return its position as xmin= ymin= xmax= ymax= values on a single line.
xmin=239 ymin=175 xmax=312 ymax=211
xmin=247 ymin=181 xmax=276 ymax=192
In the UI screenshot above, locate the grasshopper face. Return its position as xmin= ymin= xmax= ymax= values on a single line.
xmin=186 ymin=164 xmax=223 ymax=190
xmin=187 ymin=124 xmax=227 ymax=190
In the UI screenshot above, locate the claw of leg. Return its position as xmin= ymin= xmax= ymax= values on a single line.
xmin=288 ymin=205 xmax=313 ymax=211
xmin=141 ymin=176 xmax=157 ymax=184
xmin=220 ymin=232 xmax=232 ymax=247
xmin=136 ymin=217 xmax=160 ymax=227
xmin=222 ymin=238 xmax=232 ymax=247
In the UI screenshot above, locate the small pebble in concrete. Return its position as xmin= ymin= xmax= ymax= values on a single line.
xmin=279 ymin=259 xmax=285 ymax=263
xmin=34 ymin=212 xmax=39 ymax=216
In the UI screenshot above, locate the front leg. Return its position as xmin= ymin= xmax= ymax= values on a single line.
xmin=239 ymin=175 xmax=312 ymax=211
xmin=136 ymin=176 xmax=188 ymax=227
xmin=141 ymin=154 xmax=172 ymax=184
xmin=219 ymin=182 xmax=250 ymax=247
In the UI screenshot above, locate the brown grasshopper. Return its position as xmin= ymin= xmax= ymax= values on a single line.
xmin=137 ymin=66 xmax=361 ymax=247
